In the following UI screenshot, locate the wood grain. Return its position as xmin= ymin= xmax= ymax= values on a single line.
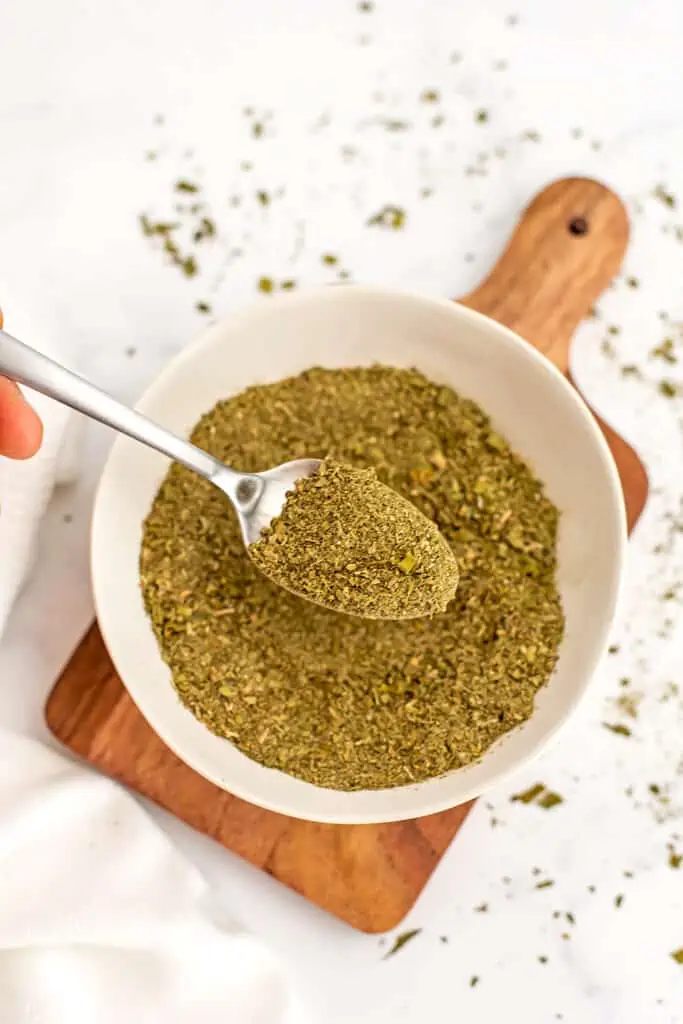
xmin=46 ymin=177 xmax=649 ymax=933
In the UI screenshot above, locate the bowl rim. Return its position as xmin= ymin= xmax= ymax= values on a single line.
xmin=91 ymin=284 xmax=627 ymax=823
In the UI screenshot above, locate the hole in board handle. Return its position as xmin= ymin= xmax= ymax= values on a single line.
xmin=568 ymin=216 xmax=589 ymax=237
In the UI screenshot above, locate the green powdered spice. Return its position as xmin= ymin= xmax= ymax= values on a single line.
xmin=140 ymin=366 xmax=564 ymax=791
xmin=249 ymin=458 xmax=459 ymax=619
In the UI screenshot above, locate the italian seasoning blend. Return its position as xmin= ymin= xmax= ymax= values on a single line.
xmin=140 ymin=366 xmax=565 ymax=791
xmin=249 ymin=457 xmax=460 ymax=619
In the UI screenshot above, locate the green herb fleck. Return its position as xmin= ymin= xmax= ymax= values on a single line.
xmin=470 ymin=975 xmax=480 ymax=988
xmin=256 ymin=190 xmax=270 ymax=207
xmin=195 ymin=301 xmax=212 ymax=314
xmin=512 ymin=783 xmax=563 ymax=808
xmin=626 ymin=276 xmax=639 ymax=288
xmin=193 ymin=217 xmax=216 ymax=243
xmin=280 ymin=279 xmax=297 ymax=291
xmin=621 ymin=365 xmax=642 ymax=379
xmin=139 ymin=215 xmax=179 ymax=238
xmin=651 ymin=339 xmax=677 ymax=363
xmin=654 ymin=184 xmax=676 ymax=208
xmin=538 ymin=790 xmax=564 ymax=809
xmin=668 ymin=845 xmax=682 ymax=869
xmin=671 ymin=948 xmax=683 ymax=965
xmin=475 ymin=109 xmax=489 ymax=124
xmin=608 ymin=644 xmax=620 ymax=654
xmin=535 ymin=879 xmax=555 ymax=890
xmin=180 ymin=256 xmax=197 ymax=278
xmin=420 ymin=89 xmax=440 ymax=103
xmin=614 ymin=893 xmax=624 ymax=908
xmin=358 ymin=0 xmax=374 ymax=10
xmin=322 ymin=253 xmax=339 ymax=266
xmin=175 ymin=179 xmax=200 ymax=194
xmin=659 ymin=380 xmax=678 ymax=398
xmin=367 ymin=205 xmax=406 ymax=230
xmin=603 ymin=722 xmax=631 ymax=737
xmin=258 ymin=276 xmax=274 ymax=294
xmin=252 ymin=121 xmax=265 ymax=139
xmin=384 ymin=928 xmax=421 ymax=958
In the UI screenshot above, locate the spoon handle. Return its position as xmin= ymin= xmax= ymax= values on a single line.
xmin=0 ymin=329 xmax=233 ymax=484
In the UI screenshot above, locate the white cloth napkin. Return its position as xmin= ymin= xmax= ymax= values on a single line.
xmin=0 ymin=291 xmax=302 ymax=1024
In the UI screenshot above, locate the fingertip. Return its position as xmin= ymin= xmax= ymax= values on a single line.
xmin=0 ymin=378 xmax=44 ymax=459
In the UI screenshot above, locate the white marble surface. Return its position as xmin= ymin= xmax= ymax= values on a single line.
xmin=2 ymin=0 xmax=683 ymax=1020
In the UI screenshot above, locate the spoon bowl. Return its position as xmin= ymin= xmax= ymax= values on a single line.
xmin=235 ymin=457 xmax=322 ymax=546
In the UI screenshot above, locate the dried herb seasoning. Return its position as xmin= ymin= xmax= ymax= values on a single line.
xmin=140 ymin=366 xmax=564 ymax=791
xmin=367 ymin=205 xmax=406 ymax=229
xmin=384 ymin=928 xmax=421 ymax=958
xmin=250 ymin=458 xmax=459 ymax=619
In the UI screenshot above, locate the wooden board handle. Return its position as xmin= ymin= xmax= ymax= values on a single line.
xmin=460 ymin=177 xmax=630 ymax=373
xmin=459 ymin=177 xmax=647 ymax=532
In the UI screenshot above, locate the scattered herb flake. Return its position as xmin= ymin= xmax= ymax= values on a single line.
xmin=475 ymin=109 xmax=489 ymax=124
xmin=651 ymin=338 xmax=677 ymax=363
xmin=671 ymin=948 xmax=683 ymax=965
xmin=384 ymin=928 xmax=421 ymax=958
xmin=367 ymin=204 xmax=406 ymax=230
xmin=654 ymin=184 xmax=676 ymax=209
xmin=440 ymin=935 xmax=449 ymax=944
xmin=538 ymin=791 xmax=564 ymax=809
xmin=512 ymin=783 xmax=545 ymax=804
xmin=256 ymin=190 xmax=270 ymax=207
xmin=659 ymin=380 xmax=678 ymax=398
xmin=535 ymin=880 xmax=555 ymax=890
xmin=258 ymin=276 xmax=274 ymax=294
xmin=252 ymin=121 xmax=265 ymax=139
xmin=511 ymin=783 xmax=563 ymax=808
xmin=280 ymin=279 xmax=297 ymax=291
xmin=614 ymin=893 xmax=624 ymax=909
xmin=608 ymin=644 xmax=620 ymax=654
xmin=175 ymin=179 xmax=200 ymax=194
xmin=193 ymin=217 xmax=216 ymax=243
xmin=668 ymin=846 xmax=682 ymax=869
xmin=470 ymin=975 xmax=480 ymax=988
xmin=603 ymin=722 xmax=631 ymax=736
xmin=196 ymin=301 xmax=212 ymax=314
xmin=420 ymin=89 xmax=440 ymax=103
xmin=322 ymin=253 xmax=339 ymax=266
xmin=626 ymin=276 xmax=639 ymax=288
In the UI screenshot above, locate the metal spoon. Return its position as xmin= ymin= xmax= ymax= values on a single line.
xmin=0 ymin=330 xmax=321 ymax=546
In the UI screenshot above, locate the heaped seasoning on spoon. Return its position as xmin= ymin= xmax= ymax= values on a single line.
xmin=248 ymin=457 xmax=459 ymax=619
xmin=140 ymin=365 xmax=564 ymax=791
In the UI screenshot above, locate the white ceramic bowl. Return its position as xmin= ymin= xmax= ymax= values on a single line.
xmin=92 ymin=286 xmax=625 ymax=824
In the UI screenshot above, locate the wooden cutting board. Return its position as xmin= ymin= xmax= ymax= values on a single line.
xmin=46 ymin=177 xmax=649 ymax=933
